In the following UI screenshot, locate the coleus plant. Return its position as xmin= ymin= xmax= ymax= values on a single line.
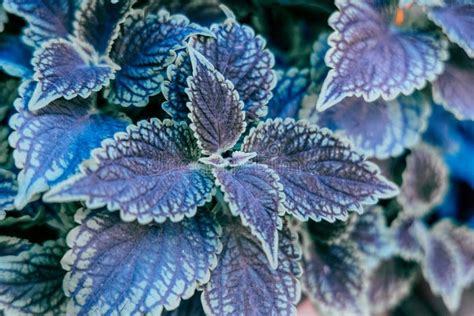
xmin=0 ymin=0 xmax=472 ymax=315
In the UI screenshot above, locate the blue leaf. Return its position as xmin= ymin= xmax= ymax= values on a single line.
xmin=63 ymin=208 xmax=221 ymax=315
xmin=309 ymin=32 xmax=330 ymax=94
xmin=0 ymin=35 xmax=33 ymax=78
xmin=9 ymin=81 xmax=129 ymax=209
xmin=0 ymin=169 xmax=17 ymax=219
xmin=28 ymin=39 xmax=118 ymax=111
xmin=162 ymin=51 xmax=192 ymax=120
xmin=107 ymin=9 xmax=210 ymax=107
xmin=45 ymin=119 xmax=215 ymax=224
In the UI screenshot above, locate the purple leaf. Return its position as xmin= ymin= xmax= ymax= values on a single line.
xmin=398 ymin=144 xmax=448 ymax=216
xmin=317 ymin=0 xmax=448 ymax=111
xmin=3 ymin=0 xmax=77 ymax=47
xmin=63 ymin=208 xmax=220 ymax=315
xmin=28 ymin=39 xmax=118 ymax=111
xmin=9 ymin=81 xmax=129 ymax=209
xmin=162 ymin=51 xmax=192 ymax=120
xmin=0 ymin=35 xmax=33 ymax=78
xmin=392 ymin=215 xmax=428 ymax=261
xmin=0 ymin=169 xmax=17 ymax=219
xmin=242 ymin=119 xmax=399 ymax=222
xmin=107 ymin=9 xmax=211 ymax=107
xmin=432 ymin=54 xmax=474 ymax=120
xmin=190 ymin=15 xmax=276 ymax=119
xmin=308 ymin=92 xmax=431 ymax=159
xmin=45 ymin=119 xmax=214 ymax=224
xmin=214 ymin=164 xmax=285 ymax=268
xmin=186 ymin=48 xmax=246 ymax=155
xmin=74 ymin=0 xmax=134 ymax=55
xmin=202 ymin=220 xmax=301 ymax=315
xmin=428 ymin=0 xmax=474 ymax=58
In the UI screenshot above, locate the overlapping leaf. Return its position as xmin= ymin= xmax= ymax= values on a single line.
xmin=107 ymin=9 xmax=210 ymax=107
xmin=45 ymin=119 xmax=214 ymax=224
xmin=202 ymin=220 xmax=301 ymax=315
xmin=63 ymin=208 xmax=221 ymax=315
xmin=242 ymin=119 xmax=398 ymax=222
xmin=309 ymin=32 xmax=330 ymax=94
xmin=0 ymin=237 xmax=68 ymax=315
xmin=214 ymin=163 xmax=284 ymax=268
xmin=186 ymin=48 xmax=246 ymax=155
xmin=317 ymin=0 xmax=448 ymax=110
xmin=0 ymin=169 xmax=16 ymax=219
xmin=0 ymin=127 xmax=10 ymax=167
xmin=28 ymin=39 xmax=118 ymax=110
xmin=9 ymin=81 xmax=129 ymax=209
xmin=162 ymin=51 xmax=192 ymax=120
xmin=392 ymin=215 xmax=428 ymax=261
xmin=0 ymin=79 xmax=19 ymax=122
xmin=0 ymin=35 xmax=33 ymax=78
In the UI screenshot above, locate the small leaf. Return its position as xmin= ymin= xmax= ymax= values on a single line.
xmin=202 ymin=220 xmax=301 ymax=315
xmin=317 ymin=0 xmax=448 ymax=110
xmin=74 ymin=0 xmax=135 ymax=55
xmin=28 ymin=39 xmax=118 ymax=111
xmin=309 ymin=32 xmax=330 ymax=94
xmin=0 ymin=127 xmax=11 ymax=168
xmin=242 ymin=119 xmax=398 ymax=222
xmin=162 ymin=51 xmax=192 ymax=120
xmin=214 ymin=163 xmax=284 ymax=268
xmin=107 ymin=9 xmax=210 ymax=107
xmin=0 ymin=169 xmax=17 ymax=219
xmin=0 ymin=79 xmax=19 ymax=122
xmin=398 ymin=144 xmax=448 ymax=216
xmin=0 ymin=35 xmax=33 ymax=78
xmin=392 ymin=215 xmax=428 ymax=261
xmin=9 ymin=81 xmax=129 ymax=209
xmin=3 ymin=0 xmax=77 ymax=47
xmin=186 ymin=48 xmax=246 ymax=155
xmin=45 ymin=119 xmax=214 ymax=224
xmin=63 ymin=208 xmax=221 ymax=315
xmin=0 ymin=237 xmax=68 ymax=315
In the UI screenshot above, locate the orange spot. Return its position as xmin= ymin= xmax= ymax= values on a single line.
xmin=394 ymin=8 xmax=405 ymax=26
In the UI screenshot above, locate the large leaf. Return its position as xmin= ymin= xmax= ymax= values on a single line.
xmin=242 ymin=119 xmax=398 ymax=222
xmin=162 ymin=51 xmax=192 ymax=120
xmin=107 ymin=9 xmax=210 ymax=107
xmin=0 ymin=169 xmax=16 ymax=219
xmin=9 ymin=81 xmax=129 ymax=209
xmin=214 ymin=163 xmax=284 ymax=268
xmin=63 ymin=208 xmax=221 ymax=315
xmin=202 ymin=220 xmax=301 ymax=315
xmin=45 ymin=119 xmax=214 ymax=224
xmin=3 ymin=0 xmax=77 ymax=47
xmin=0 ymin=237 xmax=68 ymax=315
xmin=186 ymin=48 xmax=246 ymax=155
xmin=307 ymin=92 xmax=431 ymax=159
xmin=316 ymin=0 xmax=448 ymax=110
xmin=28 ymin=39 xmax=118 ymax=111
xmin=0 ymin=35 xmax=33 ymax=78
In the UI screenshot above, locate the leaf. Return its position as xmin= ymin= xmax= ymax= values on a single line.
xmin=309 ymin=32 xmax=330 ymax=94
xmin=28 ymin=39 xmax=118 ymax=111
xmin=45 ymin=119 xmax=215 ymax=224
xmin=202 ymin=220 xmax=301 ymax=315
xmin=0 ymin=169 xmax=17 ymax=219
xmin=242 ymin=118 xmax=399 ymax=222
xmin=392 ymin=215 xmax=428 ymax=261
xmin=432 ymin=53 xmax=474 ymax=120
xmin=3 ymin=0 xmax=77 ymax=47
xmin=63 ymin=208 xmax=221 ymax=315
xmin=428 ymin=0 xmax=474 ymax=58
xmin=316 ymin=0 xmax=448 ymax=111
xmin=214 ymin=163 xmax=284 ymax=268
xmin=0 ymin=127 xmax=11 ymax=167
xmin=0 ymin=35 xmax=33 ymax=78
xmin=266 ymin=68 xmax=310 ymax=120
xmin=74 ymin=0 xmax=134 ymax=55
xmin=190 ymin=15 xmax=276 ymax=119
xmin=107 ymin=9 xmax=210 ymax=107
xmin=162 ymin=51 xmax=192 ymax=120
xmin=302 ymin=238 xmax=367 ymax=315
xmin=398 ymin=144 xmax=448 ymax=216
xmin=307 ymin=92 xmax=431 ymax=159
xmin=366 ymin=258 xmax=417 ymax=314
xmin=0 ymin=237 xmax=68 ymax=315
xmin=186 ymin=48 xmax=246 ymax=155
xmin=0 ymin=79 xmax=19 ymax=122
xmin=9 ymin=81 xmax=129 ymax=209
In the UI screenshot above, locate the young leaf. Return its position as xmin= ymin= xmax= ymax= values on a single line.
xmin=3 ymin=0 xmax=77 ymax=47
xmin=190 ymin=15 xmax=276 ymax=119
xmin=0 ymin=35 xmax=33 ymax=78
xmin=317 ymin=0 xmax=448 ymax=110
xmin=202 ymin=221 xmax=301 ymax=315
xmin=45 ymin=119 xmax=214 ymax=224
xmin=186 ymin=48 xmax=246 ymax=155
xmin=309 ymin=32 xmax=330 ymax=94
xmin=0 ymin=237 xmax=68 ymax=315
xmin=398 ymin=144 xmax=448 ymax=216
xmin=162 ymin=51 xmax=192 ymax=120
xmin=63 ymin=208 xmax=221 ymax=315
xmin=107 ymin=9 xmax=210 ymax=107
xmin=242 ymin=119 xmax=398 ymax=222
xmin=9 ymin=81 xmax=129 ymax=209
xmin=427 ymin=1 xmax=474 ymax=58
xmin=0 ymin=127 xmax=11 ymax=167
xmin=74 ymin=0 xmax=134 ymax=55
xmin=307 ymin=92 xmax=431 ymax=159
xmin=0 ymin=169 xmax=17 ymax=219
xmin=28 ymin=39 xmax=118 ymax=111
xmin=0 ymin=79 xmax=19 ymax=121
xmin=214 ymin=163 xmax=284 ymax=268
xmin=392 ymin=215 xmax=428 ymax=261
